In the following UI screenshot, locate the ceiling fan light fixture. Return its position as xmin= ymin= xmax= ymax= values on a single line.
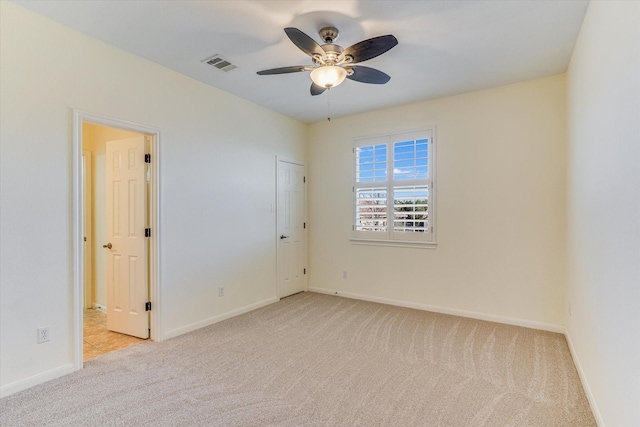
xmin=310 ymin=65 xmax=347 ymax=88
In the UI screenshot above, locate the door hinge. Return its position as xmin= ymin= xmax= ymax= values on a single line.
xmin=304 ymin=268 xmax=306 ymax=275
xmin=145 ymin=301 xmax=152 ymax=311
xmin=304 ymin=222 xmax=306 ymax=229
xmin=145 ymin=228 xmax=151 ymax=237
xmin=303 ymin=176 xmax=306 ymax=183
xmin=145 ymin=153 xmax=151 ymax=163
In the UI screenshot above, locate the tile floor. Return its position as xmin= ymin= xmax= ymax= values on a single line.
xmin=83 ymin=308 xmax=146 ymax=361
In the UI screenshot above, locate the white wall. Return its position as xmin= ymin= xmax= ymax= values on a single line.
xmin=0 ymin=2 xmax=306 ymax=393
xmin=565 ymin=1 xmax=640 ymax=425
xmin=308 ymin=75 xmax=567 ymax=330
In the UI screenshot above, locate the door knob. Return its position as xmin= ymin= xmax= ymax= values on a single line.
xmin=280 ymin=235 xmax=290 ymax=239
xmin=103 ymin=243 xmax=112 ymax=249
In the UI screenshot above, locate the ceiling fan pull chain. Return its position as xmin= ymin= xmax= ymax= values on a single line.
xmin=327 ymin=88 xmax=331 ymax=121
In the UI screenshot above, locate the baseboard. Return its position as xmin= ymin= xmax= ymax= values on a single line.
xmin=0 ymin=363 xmax=75 ymax=398
xmin=308 ymin=287 xmax=565 ymax=333
xmin=564 ymin=329 xmax=605 ymax=426
xmin=162 ymin=297 xmax=279 ymax=340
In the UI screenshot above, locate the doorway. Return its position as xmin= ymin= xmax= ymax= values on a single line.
xmin=73 ymin=110 xmax=160 ymax=370
xmin=82 ymin=126 xmax=148 ymax=360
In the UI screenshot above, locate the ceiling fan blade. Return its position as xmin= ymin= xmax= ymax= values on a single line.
xmin=342 ymin=35 xmax=398 ymax=63
xmin=310 ymin=83 xmax=327 ymax=96
xmin=347 ymin=66 xmax=391 ymax=84
xmin=284 ymin=28 xmax=325 ymax=58
xmin=257 ymin=66 xmax=310 ymax=75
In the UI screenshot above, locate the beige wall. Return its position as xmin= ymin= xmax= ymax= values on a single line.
xmin=308 ymin=74 xmax=567 ymax=330
xmin=0 ymin=2 xmax=307 ymax=393
xmin=565 ymin=1 xmax=640 ymax=425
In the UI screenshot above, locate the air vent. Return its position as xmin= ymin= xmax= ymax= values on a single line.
xmin=202 ymin=54 xmax=237 ymax=72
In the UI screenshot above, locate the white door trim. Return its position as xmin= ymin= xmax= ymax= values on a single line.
xmin=275 ymin=156 xmax=307 ymax=298
xmin=82 ymin=149 xmax=93 ymax=310
xmin=72 ymin=109 xmax=162 ymax=371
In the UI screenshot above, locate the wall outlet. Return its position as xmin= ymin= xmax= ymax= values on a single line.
xmin=342 ymin=270 xmax=348 ymax=279
xmin=218 ymin=286 xmax=224 ymax=297
xmin=37 ymin=327 xmax=51 ymax=344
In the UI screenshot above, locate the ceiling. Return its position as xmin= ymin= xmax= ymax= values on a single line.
xmin=13 ymin=0 xmax=589 ymax=123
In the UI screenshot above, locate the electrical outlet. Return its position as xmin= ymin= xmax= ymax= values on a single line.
xmin=218 ymin=286 xmax=224 ymax=297
xmin=342 ymin=270 xmax=348 ymax=279
xmin=37 ymin=327 xmax=51 ymax=344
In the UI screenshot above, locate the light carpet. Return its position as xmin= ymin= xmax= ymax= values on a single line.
xmin=0 ymin=292 xmax=596 ymax=426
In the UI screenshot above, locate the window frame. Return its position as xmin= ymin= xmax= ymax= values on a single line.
xmin=351 ymin=128 xmax=436 ymax=248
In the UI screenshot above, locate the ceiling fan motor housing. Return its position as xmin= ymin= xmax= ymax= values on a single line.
xmin=314 ymin=43 xmax=344 ymax=65
xmin=319 ymin=26 xmax=339 ymax=43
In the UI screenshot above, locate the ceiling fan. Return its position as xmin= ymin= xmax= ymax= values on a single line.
xmin=257 ymin=27 xmax=398 ymax=96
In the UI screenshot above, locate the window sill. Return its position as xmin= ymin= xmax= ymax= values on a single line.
xmin=350 ymin=238 xmax=437 ymax=249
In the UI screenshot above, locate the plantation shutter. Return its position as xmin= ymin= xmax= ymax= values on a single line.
xmin=353 ymin=130 xmax=434 ymax=244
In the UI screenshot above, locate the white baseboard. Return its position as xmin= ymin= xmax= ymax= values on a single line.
xmin=0 ymin=363 xmax=75 ymax=398
xmin=162 ymin=297 xmax=279 ymax=340
xmin=564 ymin=330 xmax=605 ymax=426
xmin=308 ymin=287 xmax=565 ymax=333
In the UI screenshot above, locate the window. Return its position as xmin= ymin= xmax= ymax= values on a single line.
xmin=353 ymin=129 xmax=435 ymax=246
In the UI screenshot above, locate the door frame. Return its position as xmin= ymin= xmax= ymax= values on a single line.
xmin=275 ymin=156 xmax=307 ymax=298
xmin=72 ymin=109 xmax=162 ymax=371
xmin=82 ymin=149 xmax=93 ymax=310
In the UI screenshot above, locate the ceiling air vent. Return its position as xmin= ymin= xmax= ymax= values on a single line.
xmin=202 ymin=54 xmax=237 ymax=72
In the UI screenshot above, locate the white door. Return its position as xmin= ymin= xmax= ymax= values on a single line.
xmin=105 ymin=137 xmax=149 ymax=339
xmin=277 ymin=160 xmax=306 ymax=298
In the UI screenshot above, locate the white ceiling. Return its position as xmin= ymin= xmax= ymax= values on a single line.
xmin=13 ymin=0 xmax=589 ymax=123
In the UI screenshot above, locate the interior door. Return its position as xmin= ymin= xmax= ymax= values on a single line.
xmin=105 ymin=137 xmax=149 ymax=339
xmin=277 ymin=159 xmax=306 ymax=298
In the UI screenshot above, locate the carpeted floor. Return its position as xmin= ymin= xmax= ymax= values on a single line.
xmin=0 ymin=292 xmax=595 ymax=426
